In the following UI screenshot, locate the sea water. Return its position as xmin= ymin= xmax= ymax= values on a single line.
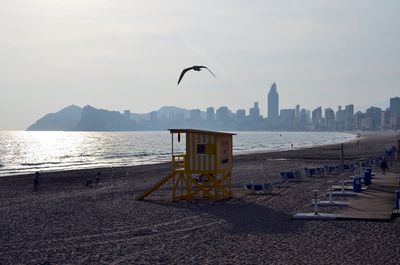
xmin=0 ymin=131 xmax=355 ymax=176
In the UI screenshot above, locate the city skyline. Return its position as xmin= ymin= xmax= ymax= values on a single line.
xmin=26 ymin=82 xmax=400 ymax=131
xmin=131 ymin=82 xmax=400 ymax=131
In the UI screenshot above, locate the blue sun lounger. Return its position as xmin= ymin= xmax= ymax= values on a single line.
xmin=244 ymin=183 xmax=273 ymax=193
xmin=280 ymin=170 xmax=302 ymax=180
xmin=304 ymin=167 xmax=325 ymax=177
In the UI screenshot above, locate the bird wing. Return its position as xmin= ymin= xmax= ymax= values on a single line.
xmin=177 ymin=67 xmax=194 ymax=85
xmin=199 ymin=66 xmax=216 ymax=77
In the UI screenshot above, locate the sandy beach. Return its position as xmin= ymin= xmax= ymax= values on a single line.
xmin=1 ymin=132 xmax=400 ymax=264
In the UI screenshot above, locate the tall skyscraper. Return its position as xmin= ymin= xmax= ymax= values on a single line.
xmin=249 ymin=102 xmax=260 ymax=119
xmin=295 ymin=105 xmax=300 ymax=118
xmin=381 ymin=109 xmax=392 ymax=129
xmin=267 ymin=82 xmax=279 ymax=120
xmin=312 ymin=106 xmax=322 ymax=125
xmin=336 ymin=105 xmax=345 ymax=130
xmin=344 ymin=104 xmax=354 ymax=130
xmin=299 ymin=108 xmax=308 ymax=128
xmin=206 ymin=107 xmax=215 ymax=121
xmin=325 ymin=108 xmax=335 ymax=130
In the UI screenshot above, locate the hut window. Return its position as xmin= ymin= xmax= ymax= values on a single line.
xmin=221 ymin=158 xmax=229 ymax=164
xmin=197 ymin=144 xmax=206 ymax=154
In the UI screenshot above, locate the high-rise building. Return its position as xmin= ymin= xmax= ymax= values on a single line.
xmin=280 ymin=109 xmax=295 ymax=129
xmin=306 ymin=110 xmax=311 ymax=124
xmin=361 ymin=117 xmax=374 ymax=130
xmin=190 ymin=109 xmax=201 ymax=121
xmin=249 ymin=102 xmax=260 ymax=119
xmin=299 ymin=108 xmax=308 ymax=128
xmin=390 ymin=97 xmax=400 ymax=114
xmin=325 ymin=108 xmax=335 ymax=130
xmin=344 ymin=104 xmax=354 ymax=130
xmin=267 ymin=82 xmax=279 ymax=120
xmin=381 ymin=109 xmax=391 ymax=129
xmin=336 ymin=105 xmax=345 ymax=130
xmin=392 ymin=113 xmax=400 ymax=130
xmin=336 ymin=106 xmax=343 ymax=121
xmin=354 ymin=111 xmax=363 ymax=130
xmin=295 ymin=105 xmax=300 ymax=118
xmin=365 ymin=106 xmax=382 ymax=129
xmin=294 ymin=104 xmax=301 ymax=129
xmin=206 ymin=107 xmax=215 ymax=121
xmin=216 ymin=106 xmax=229 ymax=120
xmin=312 ymin=106 xmax=322 ymax=126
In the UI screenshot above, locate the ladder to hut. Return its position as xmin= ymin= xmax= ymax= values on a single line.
xmin=136 ymin=129 xmax=235 ymax=201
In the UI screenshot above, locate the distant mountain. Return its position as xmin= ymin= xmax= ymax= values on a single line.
xmin=27 ymin=104 xmax=208 ymax=131
xmin=130 ymin=105 xmax=206 ymax=121
xmin=27 ymin=105 xmax=135 ymax=131
xmin=27 ymin=105 xmax=82 ymax=131
xmin=157 ymin=106 xmax=191 ymax=118
xmin=74 ymin=105 xmax=135 ymax=131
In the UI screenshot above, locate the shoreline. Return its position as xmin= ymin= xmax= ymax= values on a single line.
xmin=0 ymin=131 xmax=397 ymax=190
xmin=0 ymin=131 xmax=359 ymax=178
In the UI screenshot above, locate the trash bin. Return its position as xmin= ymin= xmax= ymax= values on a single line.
xmin=364 ymin=170 xmax=372 ymax=186
xmin=353 ymin=176 xmax=362 ymax=193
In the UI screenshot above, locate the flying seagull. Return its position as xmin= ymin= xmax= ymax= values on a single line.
xmin=177 ymin=65 xmax=216 ymax=85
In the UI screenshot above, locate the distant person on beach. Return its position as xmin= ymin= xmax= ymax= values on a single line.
xmin=33 ymin=171 xmax=40 ymax=191
xmin=380 ymin=159 xmax=388 ymax=174
xmin=96 ymin=172 xmax=101 ymax=184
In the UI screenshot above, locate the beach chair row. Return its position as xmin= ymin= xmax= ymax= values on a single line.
xmin=244 ymin=165 xmax=355 ymax=194
xmin=244 ymin=148 xmax=390 ymax=194
xmin=244 ymin=180 xmax=288 ymax=193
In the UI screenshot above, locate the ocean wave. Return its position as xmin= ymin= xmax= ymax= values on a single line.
xmin=79 ymin=153 xmax=93 ymax=157
xmin=103 ymin=152 xmax=170 ymax=159
xmin=20 ymin=161 xmax=62 ymax=166
xmin=59 ymin=155 xmax=72 ymax=159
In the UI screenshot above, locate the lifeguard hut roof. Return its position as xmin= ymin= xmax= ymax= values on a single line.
xmin=168 ymin=128 xmax=236 ymax=136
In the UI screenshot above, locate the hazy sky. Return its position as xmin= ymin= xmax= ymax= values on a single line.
xmin=1 ymin=0 xmax=399 ymax=129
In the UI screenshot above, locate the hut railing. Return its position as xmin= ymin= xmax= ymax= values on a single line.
xmin=172 ymin=154 xmax=185 ymax=171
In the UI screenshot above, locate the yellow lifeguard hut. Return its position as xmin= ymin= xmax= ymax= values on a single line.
xmin=136 ymin=129 xmax=235 ymax=201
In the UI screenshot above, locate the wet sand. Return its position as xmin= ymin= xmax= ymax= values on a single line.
xmin=1 ymin=132 xmax=400 ymax=264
